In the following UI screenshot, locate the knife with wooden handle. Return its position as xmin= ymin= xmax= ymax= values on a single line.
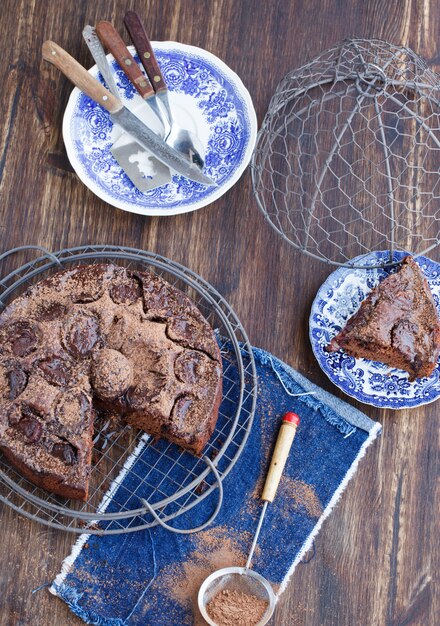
xmin=95 ymin=20 xmax=165 ymax=128
xmin=82 ymin=25 xmax=171 ymax=192
xmin=42 ymin=40 xmax=215 ymax=186
xmin=124 ymin=10 xmax=167 ymax=93
xmin=123 ymin=10 xmax=173 ymax=126
xmin=43 ymin=41 xmax=121 ymax=113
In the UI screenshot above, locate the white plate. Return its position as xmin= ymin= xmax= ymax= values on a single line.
xmin=62 ymin=41 xmax=257 ymax=216
xmin=309 ymin=251 xmax=440 ymax=409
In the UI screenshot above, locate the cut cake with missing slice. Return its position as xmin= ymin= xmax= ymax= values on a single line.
xmin=0 ymin=264 xmax=223 ymax=501
xmin=326 ymin=256 xmax=440 ymax=381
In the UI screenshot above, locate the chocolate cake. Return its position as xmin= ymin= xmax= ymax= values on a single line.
xmin=327 ymin=256 xmax=440 ymax=380
xmin=0 ymin=264 xmax=222 ymax=500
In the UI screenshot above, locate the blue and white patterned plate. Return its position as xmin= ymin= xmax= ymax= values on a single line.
xmin=62 ymin=42 xmax=257 ymax=215
xmin=309 ymin=251 xmax=440 ymax=409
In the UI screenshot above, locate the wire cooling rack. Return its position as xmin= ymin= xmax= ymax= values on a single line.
xmin=252 ymin=38 xmax=440 ymax=268
xmin=0 ymin=245 xmax=257 ymax=534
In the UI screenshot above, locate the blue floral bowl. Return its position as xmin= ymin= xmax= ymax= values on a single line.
xmin=63 ymin=42 xmax=257 ymax=215
xmin=309 ymin=251 xmax=440 ymax=409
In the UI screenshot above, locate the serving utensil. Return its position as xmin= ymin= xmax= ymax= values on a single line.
xmin=198 ymin=412 xmax=301 ymax=626
xmin=82 ymin=26 xmax=171 ymax=192
xmin=95 ymin=21 xmax=167 ymax=132
xmin=42 ymin=40 xmax=215 ymax=187
xmin=124 ymin=10 xmax=206 ymax=169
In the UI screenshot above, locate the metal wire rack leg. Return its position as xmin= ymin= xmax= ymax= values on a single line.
xmin=140 ymin=457 xmax=223 ymax=534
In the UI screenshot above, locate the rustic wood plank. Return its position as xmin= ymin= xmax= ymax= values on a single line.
xmin=0 ymin=0 xmax=438 ymax=625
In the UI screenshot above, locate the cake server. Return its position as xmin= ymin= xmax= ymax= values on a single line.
xmin=42 ymin=41 xmax=215 ymax=187
xmin=124 ymin=11 xmax=205 ymax=169
xmin=198 ymin=412 xmax=301 ymax=626
xmin=82 ymin=26 xmax=171 ymax=192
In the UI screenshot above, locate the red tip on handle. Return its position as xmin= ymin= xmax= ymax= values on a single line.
xmin=283 ymin=412 xmax=300 ymax=426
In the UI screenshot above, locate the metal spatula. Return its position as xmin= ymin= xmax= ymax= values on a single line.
xmin=82 ymin=26 xmax=171 ymax=192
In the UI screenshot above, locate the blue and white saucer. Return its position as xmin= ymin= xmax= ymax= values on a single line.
xmin=63 ymin=42 xmax=257 ymax=216
xmin=309 ymin=251 xmax=440 ymax=409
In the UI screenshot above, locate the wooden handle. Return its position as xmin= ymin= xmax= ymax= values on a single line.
xmin=124 ymin=11 xmax=167 ymax=94
xmin=261 ymin=412 xmax=300 ymax=503
xmin=95 ymin=20 xmax=154 ymax=99
xmin=42 ymin=40 xmax=121 ymax=114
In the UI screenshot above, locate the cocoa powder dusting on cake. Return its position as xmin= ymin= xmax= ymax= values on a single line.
xmin=0 ymin=364 xmax=9 ymax=398
xmin=326 ymin=256 xmax=440 ymax=380
xmin=206 ymin=588 xmax=269 ymax=626
xmin=0 ymin=264 xmax=223 ymax=500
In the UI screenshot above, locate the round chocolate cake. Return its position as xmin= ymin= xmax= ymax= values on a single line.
xmin=0 ymin=264 xmax=223 ymax=500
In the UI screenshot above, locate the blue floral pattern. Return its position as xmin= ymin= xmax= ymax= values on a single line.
xmin=309 ymin=251 xmax=440 ymax=408
xmin=64 ymin=43 xmax=256 ymax=214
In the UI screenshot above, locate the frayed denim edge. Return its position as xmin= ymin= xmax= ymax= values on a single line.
xmin=252 ymin=346 xmax=368 ymax=435
xmin=52 ymin=582 xmax=126 ymax=626
xmin=218 ymin=335 xmax=375 ymax=433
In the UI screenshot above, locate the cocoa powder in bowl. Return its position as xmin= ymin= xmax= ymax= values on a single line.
xmin=206 ymin=588 xmax=269 ymax=626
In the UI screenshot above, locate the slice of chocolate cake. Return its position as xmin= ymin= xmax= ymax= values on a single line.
xmin=327 ymin=256 xmax=440 ymax=381
xmin=0 ymin=264 xmax=223 ymax=501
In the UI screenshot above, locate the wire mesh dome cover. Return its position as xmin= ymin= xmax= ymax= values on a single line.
xmin=0 ymin=246 xmax=257 ymax=534
xmin=252 ymin=38 xmax=440 ymax=267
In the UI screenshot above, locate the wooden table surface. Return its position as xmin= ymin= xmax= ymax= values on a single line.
xmin=0 ymin=1 xmax=438 ymax=624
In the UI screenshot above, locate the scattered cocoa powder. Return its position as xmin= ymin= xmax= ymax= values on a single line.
xmin=150 ymin=526 xmax=262 ymax=625
xmin=206 ymin=588 xmax=269 ymax=626
xmin=248 ymin=475 xmax=322 ymax=520
xmin=278 ymin=477 xmax=323 ymax=518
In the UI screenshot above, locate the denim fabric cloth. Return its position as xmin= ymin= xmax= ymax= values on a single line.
xmin=50 ymin=347 xmax=381 ymax=625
